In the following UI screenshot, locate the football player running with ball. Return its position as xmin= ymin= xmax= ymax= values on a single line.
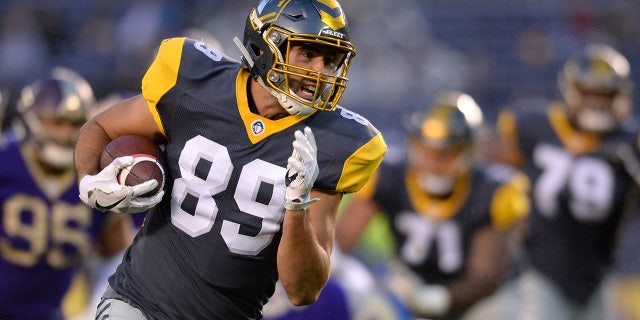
xmin=495 ymin=43 xmax=640 ymax=320
xmin=74 ymin=0 xmax=387 ymax=319
xmin=336 ymin=91 xmax=531 ymax=320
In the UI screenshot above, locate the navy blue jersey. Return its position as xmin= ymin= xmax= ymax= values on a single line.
xmin=504 ymin=103 xmax=640 ymax=304
xmin=109 ymin=38 xmax=386 ymax=319
xmin=359 ymin=160 xmax=526 ymax=284
xmin=0 ymin=133 xmax=109 ymax=320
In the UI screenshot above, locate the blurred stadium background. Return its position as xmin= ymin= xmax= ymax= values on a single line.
xmin=0 ymin=0 xmax=639 ymax=154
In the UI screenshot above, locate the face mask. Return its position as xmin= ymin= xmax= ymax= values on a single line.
xmin=576 ymin=109 xmax=616 ymax=133
xmin=418 ymin=172 xmax=455 ymax=198
xmin=39 ymin=142 xmax=75 ymax=170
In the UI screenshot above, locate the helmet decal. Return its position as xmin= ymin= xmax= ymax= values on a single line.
xmin=316 ymin=0 xmax=346 ymax=30
xmin=591 ymin=59 xmax=616 ymax=79
xmin=257 ymin=0 xmax=347 ymax=35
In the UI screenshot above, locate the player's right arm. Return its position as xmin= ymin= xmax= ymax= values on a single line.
xmin=75 ymin=95 xmax=162 ymax=179
xmin=75 ymin=38 xmax=181 ymax=213
xmin=75 ymin=38 xmax=182 ymax=181
xmin=75 ymin=95 xmax=165 ymax=213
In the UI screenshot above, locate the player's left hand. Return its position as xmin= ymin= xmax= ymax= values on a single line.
xmin=285 ymin=127 xmax=319 ymax=211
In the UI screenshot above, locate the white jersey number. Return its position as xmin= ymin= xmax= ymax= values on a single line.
xmin=396 ymin=211 xmax=463 ymax=273
xmin=171 ymin=135 xmax=286 ymax=256
xmin=533 ymin=144 xmax=614 ymax=221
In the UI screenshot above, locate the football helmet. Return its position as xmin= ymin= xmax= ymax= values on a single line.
xmin=558 ymin=43 xmax=633 ymax=133
xmin=236 ymin=0 xmax=356 ymax=116
xmin=406 ymin=91 xmax=482 ymax=197
xmin=17 ymin=67 xmax=95 ymax=170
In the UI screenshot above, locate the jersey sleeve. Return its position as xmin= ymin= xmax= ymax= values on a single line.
xmin=141 ymin=37 xmax=186 ymax=136
xmin=489 ymin=171 xmax=531 ymax=230
xmin=336 ymin=131 xmax=387 ymax=194
xmin=352 ymin=168 xmax=380 ymax=201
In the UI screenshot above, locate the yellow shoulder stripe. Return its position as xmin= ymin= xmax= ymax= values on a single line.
xmin=142 ymin=37 xmax=186 ymax=137
xmin=337 ymin=132 xmax=387 ymax=193
xmin=548 ymin=104 xmax=600 ymax=155
xmin=236 ymin=70 xmax=311 ymax=144
xmin=490 ymin=172 xmax=530 ymax=230
xmin=406 ymin=169 xmax=471 ymax=220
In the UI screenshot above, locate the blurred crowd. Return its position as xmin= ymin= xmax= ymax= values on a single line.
xmin=1 ymin=0 xmax=640 ymax=319
xmin=2 ymin=0 xmax=640 ymax=139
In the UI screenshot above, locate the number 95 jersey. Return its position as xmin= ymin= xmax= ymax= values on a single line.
xmin=0 ymin=133 xmax=109 ymax=320
xmin=109 ymin=37 xmax=387 ymax=319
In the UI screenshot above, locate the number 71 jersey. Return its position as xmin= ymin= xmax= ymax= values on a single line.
xmin=110 ymin=37 xmax=387 ymax=319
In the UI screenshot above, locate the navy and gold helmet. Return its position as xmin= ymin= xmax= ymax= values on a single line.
xmin=407 ymin=90 xmax=483 ymax=149
xmin=16 ymin=67 xmax=95 ymax=169
xmin=406 ymin=91 xmax=483 ymax=197
xmin=558 ymin=43 xmax=633 ymax=133
xmin=238 ymin=0 xmax=356 ymax=116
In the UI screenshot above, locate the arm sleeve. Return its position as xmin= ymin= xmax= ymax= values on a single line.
xmin=141 ymin=37 xmax=186 ymax=136
xmin=336 ymin=132 xmax=387 ymax=193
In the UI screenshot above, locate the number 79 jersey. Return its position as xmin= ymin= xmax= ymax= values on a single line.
xmin=499 ymin=104 xmax=639 ymax=304
xmin=110 ymin=37 xmax=387 ymax=319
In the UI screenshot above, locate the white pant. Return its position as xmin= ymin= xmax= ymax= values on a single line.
xmin=517 ymin=269 xmax=603 ymax=320
xmin=95 ymin=296 xmax=148 ymax=320
xmin=462 ymin=278 xmax=521 ymax=320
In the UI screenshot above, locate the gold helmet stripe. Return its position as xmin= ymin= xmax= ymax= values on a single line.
xmin=317 ymin=0 xmax=346 ymax=30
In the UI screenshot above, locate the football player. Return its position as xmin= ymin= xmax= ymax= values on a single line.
xmin=0 ymin=67 xmax=135 ymax=320
xmin=336 ymin=91 xmax=531 ymax=320
xmin=74 ymin=0 xmax=387 ymax=319
xmin=495 ymin=42 xmax=640 ymax=320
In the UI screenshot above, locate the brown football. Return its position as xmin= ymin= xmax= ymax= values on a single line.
xmin=99 ymin=135 xmax=166 ymax=197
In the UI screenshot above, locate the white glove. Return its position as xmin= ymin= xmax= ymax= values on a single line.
xmin=384 ymin=258 xmax=451 ymax=316
xmin=284 ymin=127 xmax=319 ymax=211
xmin=79 ymin=156 xmax=164 ymax=213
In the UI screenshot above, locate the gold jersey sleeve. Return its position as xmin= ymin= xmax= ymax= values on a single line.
xmin=337 ymin=132 xmax=386 ymax=194
xmin=141 ymin=37 xmax=186 ymax=136
xmin=490 ymin=172 xmax=531 ymax=231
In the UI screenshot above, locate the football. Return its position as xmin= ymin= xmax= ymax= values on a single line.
xmin=100 ymin=135 xmax=166 ymax=197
